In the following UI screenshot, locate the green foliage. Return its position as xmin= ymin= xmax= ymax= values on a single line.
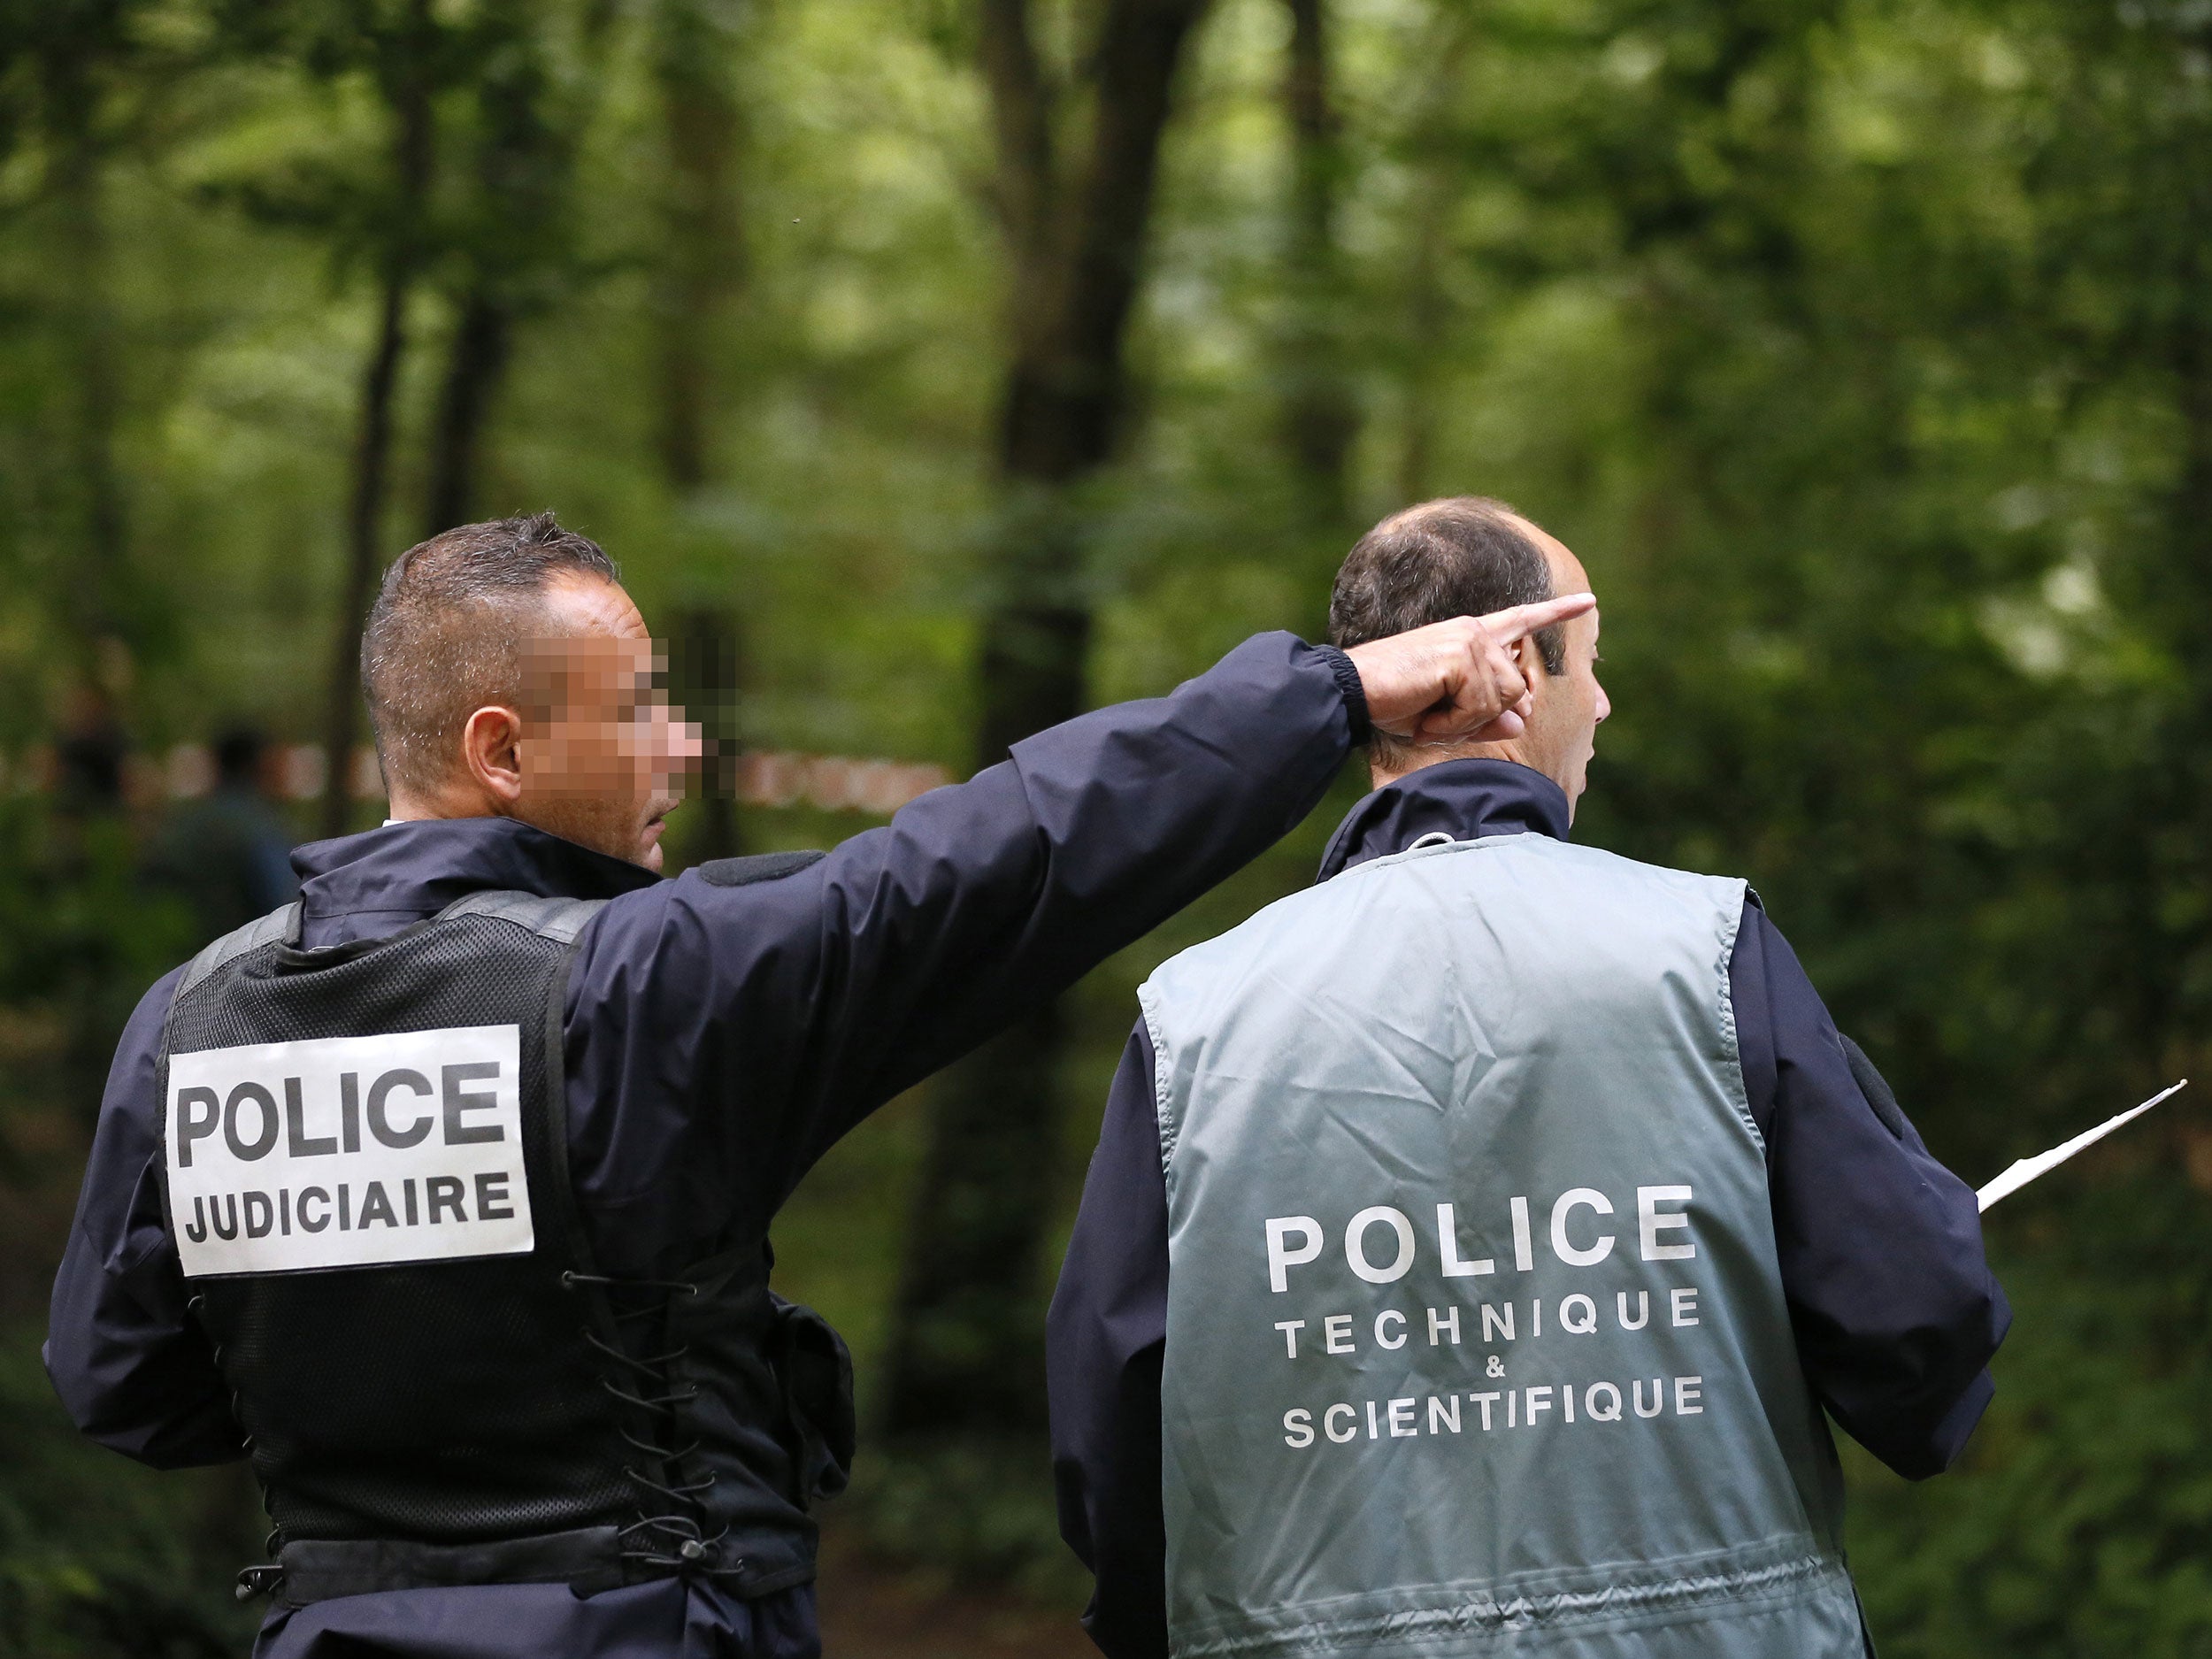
xmin=1851 ymin=1184 xmax=2212 ymax=1657
xmin=0 ymin=1325 xmax=260 ymax=1659
xmin=2 ymin=0 xmax=2211 ymax=1647
xmin=842 ymin=1440 xmax=1091 ymax=1607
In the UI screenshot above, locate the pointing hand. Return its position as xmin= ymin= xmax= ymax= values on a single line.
xmin=1343 ymin=594 xmax=1596 ymax=745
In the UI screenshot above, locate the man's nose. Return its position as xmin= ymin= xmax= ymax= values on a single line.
xmin=1594 ymin=681 xmax=1612 ymax=724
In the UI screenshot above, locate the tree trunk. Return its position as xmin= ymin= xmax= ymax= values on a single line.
xmin=421 ymin=2 xmax=570 ymax=539
xmin=422 ymin=290 xmax=511 ymax=535
xmin=320 ymin=272 xmax=414 ymax=838
xmin=1396 ymin=17 xmax=1471 ymax=506
xmin=321 ymin=4 xmax=434 ymax=839
xmin=49 ymin=71 xmax=127 ymax=661
xmin=654 ymin=0 xmax=749 ymax=862
xmin=652 ymin=0 xmax=747 ymax=493
xmin=1278 ymin=0 xmax=1357 ymax=524
xmin=879 ymin=0 xmax=1215 ymax=1446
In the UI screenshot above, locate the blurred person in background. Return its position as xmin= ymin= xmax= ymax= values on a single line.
xmin=44 ymin=509 xmax=1591 ymax=1659
xmin=143 ymin=726 xmax=302 ymax=946
xmin=53 ymin=681 xmax=130 ymax=818
xmin=1048 ymin=497 xmax=2008 ymax=1659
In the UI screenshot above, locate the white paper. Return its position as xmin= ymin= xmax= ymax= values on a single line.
xmin=1976 ymin=1079 xmax=2187 ymax=1213
xmin=166 ymin=1024 xmax=534 ymax=1276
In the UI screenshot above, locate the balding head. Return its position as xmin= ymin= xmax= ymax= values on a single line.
xmin=1329 ymin=495 xmax=1608 ymax=812
xmin=1329 ymin=498 xmax=1566 ymax=669
xmin=362 ymin=512 xmax=619 ymax=797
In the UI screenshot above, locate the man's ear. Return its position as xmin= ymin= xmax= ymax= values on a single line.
xmin=460 ymin=705 xmax=525 ymax=806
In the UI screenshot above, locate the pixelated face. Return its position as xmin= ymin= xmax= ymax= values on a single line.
xmin=516 ymin=572 xmax=703 ymax=872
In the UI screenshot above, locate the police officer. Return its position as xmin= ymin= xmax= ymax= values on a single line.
xmin=1048 ymin=497 xmax=2009 ymax=1658
xmin=45 ymin=510 xmax=1592 ymax=1658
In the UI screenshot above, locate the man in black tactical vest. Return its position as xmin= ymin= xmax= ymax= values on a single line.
xmin=48 ymin=510 xmax=1593 ymax=1658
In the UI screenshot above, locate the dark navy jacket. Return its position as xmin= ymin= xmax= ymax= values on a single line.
xmin=45 ymin=633 xmax=1368 ymax=1659
xmin=1047 ymin=758 xmax=2012 ymax=1659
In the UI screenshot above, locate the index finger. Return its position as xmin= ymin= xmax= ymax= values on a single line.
xmin=1480 ymin=591 xmax=1595 ymax=641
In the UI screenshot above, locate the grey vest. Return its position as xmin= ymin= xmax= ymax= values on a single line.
xmin=1141 ymin=833 xmax=1863 ymax=1659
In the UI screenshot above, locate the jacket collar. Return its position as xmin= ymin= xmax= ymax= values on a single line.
xmin=288 ymin=817 xmax=660 ymax=947
xmin=1316 ymin=758 xmax=1571 ymax=882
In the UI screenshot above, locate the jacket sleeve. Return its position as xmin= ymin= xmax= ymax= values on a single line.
xmin=565 ymin=634 xmax=1362 ymax=1242
xmin=1731 ymin=899 xmax=2011 ymax=1478
xmin=43 ymin=966 xmax=246 ymax=1469
xmin=1048 ymin=1025 xmax=1171 ymax=1659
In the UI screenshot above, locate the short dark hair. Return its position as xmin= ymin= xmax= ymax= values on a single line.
xmin=1327 ymin=496 xmax=1566 ymax=764
xmin=361 ymin=511 xmax=620 ymax=795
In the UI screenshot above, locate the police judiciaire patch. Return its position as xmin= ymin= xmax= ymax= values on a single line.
xmin=165 ymin=1025 xmax=534 ymax=1278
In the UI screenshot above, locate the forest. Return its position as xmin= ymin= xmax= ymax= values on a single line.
xmin=3 ymin=0 xmax=2211 ymax=1653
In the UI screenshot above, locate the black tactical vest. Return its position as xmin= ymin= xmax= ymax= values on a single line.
xmin=154 ymin=889 xmax=854 ymax=1609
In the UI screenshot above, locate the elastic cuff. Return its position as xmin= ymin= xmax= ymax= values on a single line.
xmin=1313 ymin=644 xmax=1371 ymax=745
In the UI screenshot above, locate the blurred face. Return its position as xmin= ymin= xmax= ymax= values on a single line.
xmin=509 ymin=573 xmax=701 ymax=872
xmin=1513 ymin=526 xmax=1609 ymax=815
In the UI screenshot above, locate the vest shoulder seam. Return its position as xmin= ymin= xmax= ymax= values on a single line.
xmin=178 ymin=902 xmax=300 ymax=996
xmin=1711 ymin=876 xmax=1764 ymax=1156
xmin=435 ymin=890 xmax=611 ymax=944
xmin=1136 ymin=980 xmax=1179 ymax=1179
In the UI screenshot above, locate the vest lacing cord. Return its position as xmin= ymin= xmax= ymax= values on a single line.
xmin=558 ymin=1269 xmax=744 ymax=1578
xmin=187 ymin=1291 xmax=287 ymax=1603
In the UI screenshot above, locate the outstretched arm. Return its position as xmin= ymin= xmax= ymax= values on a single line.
xmin=571 ymin=602 xmax=1592 ymax=1233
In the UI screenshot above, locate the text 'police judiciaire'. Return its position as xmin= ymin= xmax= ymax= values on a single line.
xmin=165 ymin=1025 xmax=533 ymax=1277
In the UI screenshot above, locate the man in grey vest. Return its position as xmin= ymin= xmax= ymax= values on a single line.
xmin=1048 ymin=497 xmax=2008 ymax=1658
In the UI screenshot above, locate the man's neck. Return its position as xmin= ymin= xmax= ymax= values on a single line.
xmin=1317 ymin=757 xmax=1573 ymax=882
xmin=384 ymin=787 xmax=499 ymax=823
xmin=1373 ymin=740 xmax=1556 ymax=799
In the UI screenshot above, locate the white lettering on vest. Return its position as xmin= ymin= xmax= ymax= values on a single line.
xmin=1345 ymin=1207 xmax=1416 ymax=1283
xmin=1639 ymin=1185 xmax=1696 ymax=1260
xmin=1509 ymin=1195 xmax=1534 ymax=1271
xmin=1549 ymin=1188 xmax=1617 ymax=1266
xmin=1282 ymin=1375 xmax=1716 ymax=1451
xmin=1434 ymin=1202 xmax=1494 ymax=1277
xmin=1264 ymin=1216 xmax=1323 ymax=1292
